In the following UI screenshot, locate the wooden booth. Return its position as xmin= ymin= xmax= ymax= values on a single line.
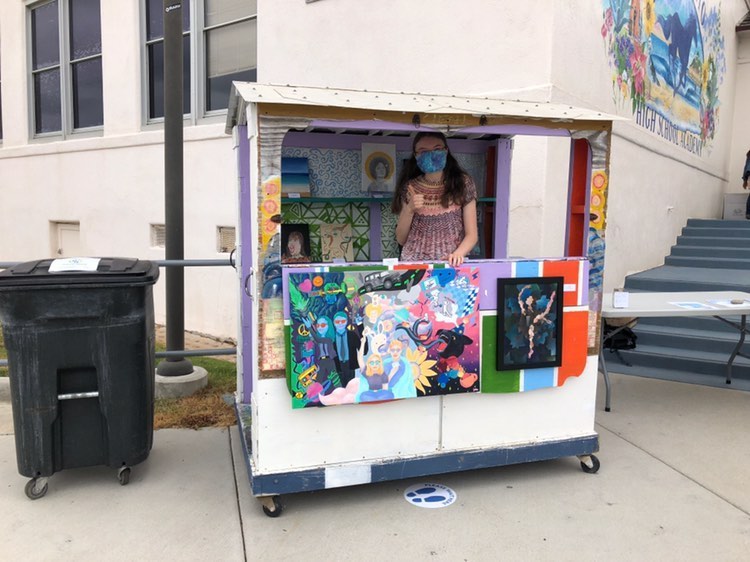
xmin=225 ymin=84 xmax=615 ymax=517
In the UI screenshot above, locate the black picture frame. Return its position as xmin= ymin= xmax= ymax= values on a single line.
xmin=281 ymin=223 xmax=312 ymax=264
xmin=497 ymin=276 xmax=564 ymax=371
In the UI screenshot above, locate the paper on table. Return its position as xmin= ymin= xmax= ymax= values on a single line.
xmin=707 ymin=299 xmax=750 ymax=308
xmin=668 ymin=301 xmax=717 ymax=310
xmin=612 ymin=290 xmax=629 ymax=308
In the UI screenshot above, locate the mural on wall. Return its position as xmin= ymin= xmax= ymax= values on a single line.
xmin=602 ymin=0 xmax=726 ymax=155
xmin=286 ymin=266 xmax=481 ymax=408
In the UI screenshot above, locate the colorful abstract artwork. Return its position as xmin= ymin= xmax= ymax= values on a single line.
xmin=480 ymin=259 xmax=589 ymax=393
xmin=497 ymin=277 xmax=564 ymax=371
xmin=286 ymin=266 xmax=481 ymax=408
xmin=601 ymin=0 xmax=726 ymax=154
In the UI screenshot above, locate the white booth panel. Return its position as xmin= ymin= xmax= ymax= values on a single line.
xmin=252 ymin=378 xmax=442 ymax=473
xmin=441 ymin=359 xmax=599 ymax=450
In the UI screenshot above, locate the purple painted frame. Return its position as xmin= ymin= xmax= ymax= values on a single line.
xmin=238 ymin=125 xmax=254 ymax=403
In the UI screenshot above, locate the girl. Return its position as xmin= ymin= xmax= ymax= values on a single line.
xmin=391 ymin=132 xmax=478 ymax=266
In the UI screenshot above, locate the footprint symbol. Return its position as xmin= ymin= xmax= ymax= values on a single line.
xmin=406 ymin=487 xmax=447 ymax=504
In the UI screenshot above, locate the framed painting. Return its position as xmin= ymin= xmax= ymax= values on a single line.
xmin=281 ymin=223 xmax=312 ymax=264
xmin=497 ymin=277 xmax=563 ymax=371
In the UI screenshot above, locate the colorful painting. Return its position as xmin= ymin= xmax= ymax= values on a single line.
xmin=361 ymin=143 xmax=397 ymax=194
xmin=281 ymin=223 xmax=311 ymax=264
xmin=601 ymin=0 xmax=726 ymax=154
xmin=260 ymin=299 xmax=285 ymax=371
xmin=320 ymin=223 xmax=354 ymax=262
xmin=497 ymin=277 xmax=564 ymax=371
xmin=281 ymin=157 xmax=311 ymax=197
xmin=286 ymin=266 xmax=481 ymax=408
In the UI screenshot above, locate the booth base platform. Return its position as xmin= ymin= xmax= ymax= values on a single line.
xmin=235 ymin=402 xmax=599 ymax=516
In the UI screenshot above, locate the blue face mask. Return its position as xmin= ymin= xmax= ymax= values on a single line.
xmin=415 ymin=149 xmax=447 ymax=174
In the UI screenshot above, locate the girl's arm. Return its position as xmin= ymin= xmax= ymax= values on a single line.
xmin=396 ymin=185 xmax=420 ymax=246
xmin=396 ymin=207 xmax=415 ymax=246
xmin=447 ymin=199 xmax=479 ymax=266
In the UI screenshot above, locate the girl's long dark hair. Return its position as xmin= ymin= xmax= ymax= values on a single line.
xmin=391 ymin=132 xmax=469 ymax=214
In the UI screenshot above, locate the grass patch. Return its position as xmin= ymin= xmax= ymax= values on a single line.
xmin=0 ymin=331 xmax=7 ymax=377
xmin=0 ymin=333 xmax=236 ymax=428
xmin=154 ymin=353 xmax=238 ymax=430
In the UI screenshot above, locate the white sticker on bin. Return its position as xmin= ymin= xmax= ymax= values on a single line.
xmin=49 ymin=257 xmax=101 ymax=273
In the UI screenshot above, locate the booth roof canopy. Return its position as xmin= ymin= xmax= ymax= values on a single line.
xmin=225 ymin=82 xmax=622 ymax=134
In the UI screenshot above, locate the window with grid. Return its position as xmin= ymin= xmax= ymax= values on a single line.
xmin=29 ymin=0 xmax=103 ymax=136
xmin=144 ymin=0 xmax=257 ymax=121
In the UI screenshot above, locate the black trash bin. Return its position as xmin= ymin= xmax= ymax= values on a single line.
xmin=0 ymin=257 xmax=159 ymax=499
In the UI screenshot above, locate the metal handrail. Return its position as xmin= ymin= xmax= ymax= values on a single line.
xmin=0 ymin=257 xmax=238 ymax=361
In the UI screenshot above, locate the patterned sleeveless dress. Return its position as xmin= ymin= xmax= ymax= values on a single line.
xmin=400 ymin=174 xmax=477 ymax=262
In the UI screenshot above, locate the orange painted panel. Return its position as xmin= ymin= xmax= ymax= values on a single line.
xmin=542 ymin=260 xmax=581 ymax=307
xmin=558 ymin=310 xmax=588 ymax=386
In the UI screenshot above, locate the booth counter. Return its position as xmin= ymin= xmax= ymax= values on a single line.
xmin=225 ymin=84 xmax=616 ymax=516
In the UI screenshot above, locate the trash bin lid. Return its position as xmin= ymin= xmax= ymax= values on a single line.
xmin=0 ymin=258 xmax=159 ymax=288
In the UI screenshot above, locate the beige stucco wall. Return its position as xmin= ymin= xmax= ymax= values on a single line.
xmin=1 ymin=0 xmax=749 ymax=338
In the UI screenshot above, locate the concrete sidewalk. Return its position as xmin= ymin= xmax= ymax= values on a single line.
xmin=1 ymin=372 xmax=749 ymax=561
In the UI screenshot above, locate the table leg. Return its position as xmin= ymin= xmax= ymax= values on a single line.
xmin=599 ymin=321 xmax=612 ymax=412
xmin=726 ymin=314 xmax=747 ymax=385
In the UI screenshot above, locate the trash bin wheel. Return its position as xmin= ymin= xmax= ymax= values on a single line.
xmin=25 ymin=478 xmax=48 ymax=500
xmin=579 ymin=454 xmax=601 ymax=474
xmin=261 ymin=496 xmax=283 ymax=518
xmin=118 ymin=466 xmax=131 ymax=486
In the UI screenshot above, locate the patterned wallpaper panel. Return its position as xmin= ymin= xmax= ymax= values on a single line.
xmin=279 ymin=145 xmax=488 ymax=261
xmin=281 ymin=147 xmax=488 ymax=198
xmin=282 ymin=201 xmax=370 ymax=261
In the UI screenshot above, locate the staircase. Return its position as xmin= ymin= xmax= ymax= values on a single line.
xmin=607 ymin=218 xmax=750 ymax=390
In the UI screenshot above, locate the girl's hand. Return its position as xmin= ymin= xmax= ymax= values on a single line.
xmin=447 ymin=252 xmax=465 ymax=267
xmin=406 ymin=186 xmax=424 ymax=212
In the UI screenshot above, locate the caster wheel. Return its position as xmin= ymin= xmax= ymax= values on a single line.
xmin=262 ymin=496 xmax=283 ymax=518
xmin=118 ymin=467 xmax=131 ymax=486
xmin=25 ymin=478 xmax=48 ymax=500
xmin=580 ymin=454 xmax=601 ymax=474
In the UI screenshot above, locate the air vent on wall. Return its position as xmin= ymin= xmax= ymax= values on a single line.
xmin=217 ymin=226 xmax=236 ymax=253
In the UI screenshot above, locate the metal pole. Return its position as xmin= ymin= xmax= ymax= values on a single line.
xmin=156 ymin=0 xmax=193 ymax=377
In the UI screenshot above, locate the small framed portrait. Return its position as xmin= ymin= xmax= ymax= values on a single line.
xmin=361 ymin=143 xmax=396 ymax=194
xmin=281 ymin=223 xmax=311 ymax=264
xmin=497 ymin=277 xmax=563 ymax=371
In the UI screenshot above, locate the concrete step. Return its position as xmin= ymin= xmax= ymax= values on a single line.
xmin=664 ymin=255 xmax=750 ymax=270
xmin=609 ymin=344 xmax=750 ymax=382
xmin=685 ymin=218 xmax=750 ymax=229
xmin=669 ymin=245 xmax=750 ymax=260
xmin=634 ymin=324 xmax=746 ymax=355
xmin=623 ymin=265 xmax=750 ymax=293
xmin=601 ymin=361 xmax=750 ymax=392
xmin=637 ymin=315 xmax=743 ymax=334
xmin=681 ymin=227 xmax=750 ymax=238
xmin=675 ymin=236 xmax=750 ymax=248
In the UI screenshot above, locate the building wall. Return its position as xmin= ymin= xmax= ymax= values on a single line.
xmin=1 ymin=0 xmax=748 ymax=339
xmin=549 ymin=1 xmax=749 ymax=289
xmin=0 ymin=1 xmax=239 ymax=340
xmin=729 ymin=34 xmax=750 ymax=194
